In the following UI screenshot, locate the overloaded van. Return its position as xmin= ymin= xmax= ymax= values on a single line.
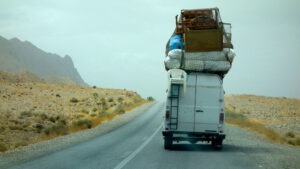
xmin=162 ymin=69 xmax=225 ymax=149
xmin=162 ymin=8 xmax=235 ymax=150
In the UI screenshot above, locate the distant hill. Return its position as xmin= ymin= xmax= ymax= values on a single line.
xmin=0 ymin=36 xmax=86 ymax=85
xmin=0 ymin=70 xmax=78 ymax=85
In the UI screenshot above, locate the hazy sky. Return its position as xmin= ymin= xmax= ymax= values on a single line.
xmin=0 ymin=0 xmax=299 ymax=100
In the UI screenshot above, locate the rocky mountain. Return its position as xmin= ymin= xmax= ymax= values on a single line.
xmin=0 ymin=36 xmax=86 ymax=85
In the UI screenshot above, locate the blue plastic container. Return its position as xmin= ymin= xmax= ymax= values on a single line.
xmin=169 ymin=34 xmax=183 ymax=51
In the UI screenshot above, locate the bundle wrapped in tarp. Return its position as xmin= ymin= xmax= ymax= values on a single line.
xmin=168 ymin=49 xmax=235 ymax=62
xmin=164 ymin=58 xmax=231 ymax=72
xmin=164 ymin=49 xmax=235 ymax=74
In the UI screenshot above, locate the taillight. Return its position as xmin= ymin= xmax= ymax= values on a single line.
xmin=219 ymin=113 xmax=224 ymax=124
xmin=166 ymin=110 xmax=170 ymax=119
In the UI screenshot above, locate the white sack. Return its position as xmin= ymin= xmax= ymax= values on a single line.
xmin=185 ymin=51 xmax=227 ymax=61
xmin=164 ymin=57 xmax=180 ymax=69
xmin=183 ymin=60 xmax=205 ymax=71
xmin=168 ymin=48 xmax=236 ymax=63
xmin=165 ymin=57 xmax=231 ymax=72
xmin=168 ymin=49 xmax=183 ymax=59
xmin=168 ymin=49 xmax=228 ymax=61
xmin=227 ymin=49 xmax=236 ymax=62
xmin=204 ymin=61 xmax=231 ymax=72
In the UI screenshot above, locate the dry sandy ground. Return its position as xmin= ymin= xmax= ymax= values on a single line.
xmin=225 ymin=94 xmax=300 ymax=138
xmin=0 ymin=80 xmax=147 ymax=152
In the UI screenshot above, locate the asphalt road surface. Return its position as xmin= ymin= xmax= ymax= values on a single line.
xmin=6 ymin=102 xmax=300 ymax=169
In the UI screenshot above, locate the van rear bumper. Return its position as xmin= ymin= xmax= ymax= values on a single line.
xmin=162 ymin=131 xmax=225 ymax=142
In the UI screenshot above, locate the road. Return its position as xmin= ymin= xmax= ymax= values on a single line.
xmin=6 ymin=102 xmax=300 ymax=169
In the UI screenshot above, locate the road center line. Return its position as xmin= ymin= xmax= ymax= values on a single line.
xmin=113 ymin=123 xmax=163 ymax=169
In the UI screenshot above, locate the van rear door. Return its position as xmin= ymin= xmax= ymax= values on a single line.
xmin=194 ymin=74 xmax=223 ymax=132
xmin=177 ymin=74 xmax=196 ymax=132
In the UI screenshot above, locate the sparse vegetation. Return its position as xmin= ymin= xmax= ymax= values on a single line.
xmin=90 ymin=113 xmax=97 ymax=117
xmin=108 ymin=97 xmax=114 ymax=102
xmin=0 ymin=143 xmax=8 ymax=152
xmin=117 ymin=97 xmax=124 ymax=103
xmin=0 ymin=77 xmax=147 ymax=152
xmin=81 ymin=109 xmax=89 ymax=114
xmin=115 ymin=104 xmax=125 ymax=114
xmin=39 ymin=113 xmax=48 ymax=120
xmin=73 ymin=119 xmax=92 ymax=129
xmin=147 ymin=96 xmax=155 ymax=101
xmin=19 ymin=111 xmax=33 ymax=118
xmin=286 ymin=132 xmax=295 ymax=138
xmin=225 ymin=95 xmax=300 ymax=147
xmin=15 ymin=141 xmax=28 ymax=148
xmin=44 ymin=122 xmax=69 ymax=136
xmin=93 ymin=93 xmax=99 ymax=98
xmin=98 ymin=110 xmax=108 ymax=117
xmin=226 ymin=108 xmax=299 ymax=146
xmin=134 ymin=98 xmax=142 ymax=103
xmin=70 ymin=97 xmax=79 ymax=103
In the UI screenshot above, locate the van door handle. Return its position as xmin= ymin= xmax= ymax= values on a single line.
xmin=196 ymin=110 xmax=203 ymax=113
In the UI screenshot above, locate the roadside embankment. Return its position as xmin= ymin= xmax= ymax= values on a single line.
xmin=225 ymin=94 xmax=300 ymax=147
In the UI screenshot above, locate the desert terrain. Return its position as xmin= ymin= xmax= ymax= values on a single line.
xmin=0 ymin=71 xmax=149 ymax=152
xmin=225 ymin=94 xmax=300 ymax=146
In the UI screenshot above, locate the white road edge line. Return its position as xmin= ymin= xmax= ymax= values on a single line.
xmin=113 ymin=122 xmax=163 ymax=169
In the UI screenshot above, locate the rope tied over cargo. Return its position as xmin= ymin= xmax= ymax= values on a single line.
xmin=179 ymin=49 xmax=185 ymax=69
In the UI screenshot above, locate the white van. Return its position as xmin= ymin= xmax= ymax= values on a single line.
xmin=162 ymin=69 xmax=225 ymax=150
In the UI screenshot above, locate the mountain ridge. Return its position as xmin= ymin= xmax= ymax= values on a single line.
xmin=0 ymin=36 xmax=86 ymax=85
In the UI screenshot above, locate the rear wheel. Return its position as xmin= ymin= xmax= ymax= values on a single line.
xmin=164 ymin=137 xmax=172 ymax=149
xmin=212 ymin=139 xmax=223 ymax=150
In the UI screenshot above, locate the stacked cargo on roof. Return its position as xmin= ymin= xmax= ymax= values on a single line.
xmin=164 ymin=8 xmax=235 ymax=77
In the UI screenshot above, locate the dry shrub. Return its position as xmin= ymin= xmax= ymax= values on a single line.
xmin=90 ymin=113 xmax=97 ymax=117
xmin=19 ymin=111 xmax=33 ymax=118
xmin=117 ymin=97 xmax=124 ymax=103
xmin=15 ymin=141 xmax=28 ymax=148
xmin=44 ymin=122 xmax=69 ymax=136
xmin=115 ymin=104 xmax=125 ymax=114
xmin=74 ymin=114 xmax=85 ymax=119
xmin=0 ymin=143 xmax=7 ymax=152
xmin=295 ymin=137 xmax=300 ymax=146
xmin=70 ymin=97 xmax=79 ymax=103
xmin=147 ymin=96 xmax=155 ymax=101
xmin=72 ymin=119 xmax=92 ymax=129
xmin=81 ymin=109 xmax=89 ymax=114
xmin=108 ymin=97 xmax=114 ymax=102
xmin=39 ymin=113 xmax=48 ymax=120
xmin=285 ymin=137 xmax=300 ymax=146
xmin=285 ymin=132 xmax=295 ymax=138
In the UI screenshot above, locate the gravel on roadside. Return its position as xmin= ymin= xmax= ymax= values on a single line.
xmin=225 ymin=124 xmax=300 ymax=169
xmin=0 ymin=102 xmax=156 ymax=168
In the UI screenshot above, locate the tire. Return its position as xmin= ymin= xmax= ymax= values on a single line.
xmin=164 ymin=137 xmax=172 ymax=149
xmin=212 ymin=139 xmax=223 ymax=150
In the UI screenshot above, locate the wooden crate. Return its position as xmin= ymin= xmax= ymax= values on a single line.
xmin=184 ymin=28 xmax=223 ymax=52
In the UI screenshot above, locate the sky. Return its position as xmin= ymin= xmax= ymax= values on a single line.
xmin=0 ymin=0 xmax=299 ymax=100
